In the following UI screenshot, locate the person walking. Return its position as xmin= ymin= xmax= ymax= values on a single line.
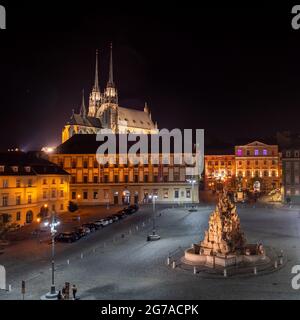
xmin=72 ymin=284 xmax=77 ymax=300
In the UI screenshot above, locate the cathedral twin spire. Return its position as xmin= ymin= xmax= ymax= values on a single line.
xmin=85 ymin=43 xmax=117 ymax=117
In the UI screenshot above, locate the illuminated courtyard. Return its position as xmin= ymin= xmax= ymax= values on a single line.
xmin=0 ymin=203 xmax=299 ymax=300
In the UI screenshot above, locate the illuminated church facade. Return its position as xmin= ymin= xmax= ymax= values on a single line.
xmin=62 ymin=45 xmax=158 ymax=143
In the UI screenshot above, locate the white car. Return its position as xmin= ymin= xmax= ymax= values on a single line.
xmin=94 ymin=219 xmax=109 ymax=227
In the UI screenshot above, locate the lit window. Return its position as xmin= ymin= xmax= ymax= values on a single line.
xmin=254 ymin=149 xmax=259 ymax=156
xmin=263 ymin=149 xmax=268 ymax=156
xmin=237 ymin=149 xmax=242 ymax=156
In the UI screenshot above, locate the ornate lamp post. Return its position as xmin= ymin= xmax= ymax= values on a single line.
xmin=147 ymin=194 xmax=160 ymax=241
xmin=41 ymin=211 xmax=60 ymax=299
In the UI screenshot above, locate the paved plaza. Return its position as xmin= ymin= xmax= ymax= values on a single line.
xmin=1 ymin=203 xmax=300 ymax=299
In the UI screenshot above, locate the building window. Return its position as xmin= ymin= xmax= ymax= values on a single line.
xmin=93 ymin=191 xmax=98 ymax=200
xmin=104 ymin=175 xmax=109 ymax=183
xmin=264 ymin=170 xmax=268 ymax=177
xmin=153 ymin=175 xmax=158 ymax=183
xmin=134 ymin=175 xmax=139 ymax=183
xmin=124 ymin=175 xmax=129 ymax=183
xmin=263 ymin=149 xmax=268 ymax=156
xmin=16 ymin=211 xmax=21 ymax=221
xmin=93 ymin=176 xmax=98 ymax=183
xmin=144 ymin=175 xmax=148 ymax=183
xmin=16 ymin=195 xmax=21 ymax=205
xmin=83 ymin=191 xmax=88 ymax=200
xmin=272 ymin=171 xmax=276 ymax=177
xmin=228 ymin=161 xmax=232 ymax=166
xmin=254 ymin=149 xmax=259 ymax=156
xmin=60 ymin=190 xmax=64 ymax=198
xmin=60 ymin=204 xmax=64 ymax=211
xmin=83 ymin=161 xmax=88 ymax=169
xmin=2 ymin=196 xmax=8 ymax=207
xmin=286 ymin=151 xmax=291 ymax=157
xmin=3 ymin=180 xmax=8 ymax=188
xmin=83 ymin=176 xmax=88 ymax=183
xmin=255 ymin=160 xmax=258 ymax=166
xmin=28 ymin=195 xmax=32 ymax=204
xmin=16 ymin=179 xmax=21 ymax=188
xmin=71 ymin=191 xmax=76 ymax=200
xmin=51 ymin=190 xmax=56 ymax=198
xmin=247 ymin=161 xmax=250 ymax=166
xmin=174 ymin=189 xmax=179 ymax=199
xmin=52 ymin=204 xmax=55 ymax=211
xmin=246 ymin=150 xmax=250 ymax=156
xmin=43 ymin=190 xmax=47 ymax=199
xmin=71 ymin=176 xmax=76 ymax=184
xmin=94 ymin=161 xmax=98 ymax=168
xmin=163 ymin=189 xmax=169 ymax=199
xmin=52 ymin=179 xmax=56 ymax=184
xmin=186 ymin=189 xmax=191 ymax=198
xmin=28 ymin=179 xmax=33 ymax=187
xmin=174 ymin=173 xmax=180 ymax=181
xmin=237 ymin=149 xmax=242 ymax=156
xmin=114 ymin=175 xmax=119 ymax=183
xmin=295 ymin=151 xmax=300 ymax=158
xmin=60 ymin=178 xmax=64 ymax=184
xmin=71 ymin=161 xmax=76 ymax=168
xmin=43 ymin=178 xmax=47 ymax=185
xmin=163 ymin=175 xmax=168 ymax=182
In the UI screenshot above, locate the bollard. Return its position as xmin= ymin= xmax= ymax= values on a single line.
xmin=223 ymin=269 xmax=227 ymax=277
xmin=254 ymin=267 xmax=257 ymax=275
xmin=80 ymin=253 xmax=83 ymax=259
xmin=142 ymin=222 xmax=145 ymax=227
xmin=67 ymin=259 xmax=70 ymax=265
xmin=193 ymin=266 xmax=197 ymax=274
xmin=136 ymin=226 xmax=139 ymax=231
xmin=129 ymin=229 xmax=132 ymax=235
xmin=279 ymin=257 xmax=283 ymax=265
xmin=8 ymin=284 xmax=12 ymax=292
xmin=167 ymin=257 xmax=170 ymax=265
xmin=274 ymin=260 xmax=278 ymax=268
xmin=172 ymin=261 xmax=176 ymax=269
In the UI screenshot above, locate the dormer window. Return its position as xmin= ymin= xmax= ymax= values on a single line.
xmin=12 ymin=166 xmax=18 ymax=173
xmin=25 ymin=166 xmax=31 ymax=173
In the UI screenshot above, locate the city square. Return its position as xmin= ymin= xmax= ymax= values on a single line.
xmin=0 ymin=201 xmax=300 ymax=300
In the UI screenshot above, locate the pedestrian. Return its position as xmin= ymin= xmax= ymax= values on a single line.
xmin=62 ymin=286 xmax=66 ymax=299
xmin=72 ymin=284 xmax=77 ymax=300
xmin=57 ymin=290 xmax=63 ymax=300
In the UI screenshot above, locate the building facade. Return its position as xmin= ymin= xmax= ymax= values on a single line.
xmin=0 ymin=152 xmax=70 ymax=226
xmin=50 ymin=134 xmax=199 ymax=205
xmin=204 ymin=141 xmax=281 ymax=193
xmin=282 ymin=148 xmax=300 ymax=203
xmin=62 ymin=45 xmax=158 ymax=143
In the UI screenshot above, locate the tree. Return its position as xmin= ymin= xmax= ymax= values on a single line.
xmin=68 ymin=201 xmax=78 ymax=213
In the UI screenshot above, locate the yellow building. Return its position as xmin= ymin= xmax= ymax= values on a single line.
xmin=235 ymin=141 xmax=280 ymax=192
xmin=204 ymin=141 xmax=281 ymax=193
xmin=0 ymin=152 xmax=70 ymax=226
xmin=50 ymin=134 xmax=199 ymax=205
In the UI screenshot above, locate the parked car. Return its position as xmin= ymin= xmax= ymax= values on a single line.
xmin=94 ymin=219 xmax=109 ymax=227
xmin=104 ymin=217 xmax=113 ymax=224
xmin=55 ymin=232 xmax=79 ymax=243
xmin=114 ymin=212 xmax=125 ymax=219
xmin=82 ymin=223 xmax=99 ymax=232
xmin=106 ymin=215 xmax=118 ymax=222
xmin=128 ymin=204 xmax=139 ymax=212
xmin=74 ymin=226 xmax=90 ymax=238
xmin=116 ymin=209 xmax=127 ymax=216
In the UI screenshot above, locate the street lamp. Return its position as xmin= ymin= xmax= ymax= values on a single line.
xmin=41 ymin=211 xmax=60 ymax=300
xmin=187 ymin=178 xmax=197 ymax=212
xmin=147 ymin=194 xmax=160 ymax=241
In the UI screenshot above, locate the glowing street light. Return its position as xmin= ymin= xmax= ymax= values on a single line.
xmin=147 ymin=194 xmax=160 ymax=241
xmin=187 ymin=178 xmax=197 ymax=211
xmin=41 ymin=211 xmax=60 ymax=300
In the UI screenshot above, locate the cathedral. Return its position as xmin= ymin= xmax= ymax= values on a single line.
xmin=62 ymin=44 xmax=158 ymax=143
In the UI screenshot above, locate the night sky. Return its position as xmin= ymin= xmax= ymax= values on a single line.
xmin=0 ymin=2 xmax=298 ymax=150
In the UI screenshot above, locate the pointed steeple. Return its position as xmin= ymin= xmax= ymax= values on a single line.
xmin=80 ymin=89 xmax=87 ymax=118
xmin=108 ymin=42 xmax=114 ymax=87
xmin=93 ymin=49 xmax=100 ymax=91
